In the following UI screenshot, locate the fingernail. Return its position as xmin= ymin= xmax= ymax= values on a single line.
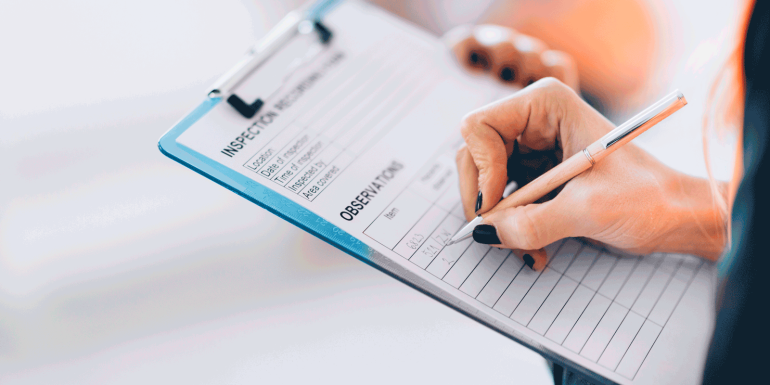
xmin=499 ymin=67 xmax=515 ymax=82
xmin=469 ymin=51 xmax=489 ymax=68
xmin=473 ymin=224 xmax=501 ymax=244
xmin=524 ymin=254 xmax=535 ymax=269
xmin=475 ymin=191 xmax=483 ymax=213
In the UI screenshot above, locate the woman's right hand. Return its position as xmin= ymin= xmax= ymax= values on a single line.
xmin=455 ymin=79 xmax=726 ymax=270
xmin=443 ymin=25 xmax=579 ymax=92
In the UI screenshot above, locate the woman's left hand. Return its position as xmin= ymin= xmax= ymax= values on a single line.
xmin=443 ymin=24 xmax=579 ymax=91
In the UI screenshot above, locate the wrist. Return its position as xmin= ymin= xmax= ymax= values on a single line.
xmin=658 ymin=171 xmax=728 ymax=260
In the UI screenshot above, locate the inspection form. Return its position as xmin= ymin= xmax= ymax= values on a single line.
xmin=171 ymin=2 xmax=716 ymax=384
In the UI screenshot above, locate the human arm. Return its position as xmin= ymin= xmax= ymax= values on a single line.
xmin=456 ymin=79 xmax=727 ymax=269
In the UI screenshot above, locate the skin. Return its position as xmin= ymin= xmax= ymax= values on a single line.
xmin=372 ymin=0 xmax=654 ymax=109
xmin=448 ymin=26 xmax=727 ymax=270
xmin=482 ymin=0 xmax=655 ymax=109
xmin=444 ymin=25 xmax=579 ymax=91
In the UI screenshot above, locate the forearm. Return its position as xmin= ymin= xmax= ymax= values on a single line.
xmin=657 ymin=171 xmax=728 ymax=260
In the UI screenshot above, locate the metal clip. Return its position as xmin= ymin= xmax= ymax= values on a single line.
xmin=208 ymin=10 xmax=334 ymax=118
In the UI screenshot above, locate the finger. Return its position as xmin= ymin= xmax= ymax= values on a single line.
xmin=456 ymin=145 xmax=481 ymax=221
xmin=460 ymin=80 xmax=579 ymax=213
xmin=467 ymin=25 xmax=523 ymax=83
xmin=445 ymin=25 xmax=493 ymax=73
xmin=508 ymin=34 xmax=548 ymax=87
xmin=488 ymin=41 xmax=523 ymax=85
xmin=473 ymin=26 xmax=522 ymax=85
xmin=481 ymin=197 xmax=576 ymax=252
xmin=541 ymin=50 xmax=580 ymax=91
xmin=512 ymin=248 xmax=548 ymax=271
xmin=470 ymin=26 xmax=546 ymax=87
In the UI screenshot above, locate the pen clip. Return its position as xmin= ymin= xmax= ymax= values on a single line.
xmin=599 ymin=90 xmax=686 ymax=149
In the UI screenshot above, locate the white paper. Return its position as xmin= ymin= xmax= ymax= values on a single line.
xmin=175 ymin=2 xmax=716 ymax=384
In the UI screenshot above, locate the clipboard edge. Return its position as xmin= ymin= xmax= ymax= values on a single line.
xmin=157 ymin=100 xmax=618 ymax=385
xmin=155 ymin=2 xmax=623 ymax=382
xmin=157 ymin=98 xmax=374 ymax=260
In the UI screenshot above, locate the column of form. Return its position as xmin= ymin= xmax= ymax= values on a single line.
xmin=545 ymin=284 xmax=595 ymax=344
xmin=412 ymin=213 xmax=465 ymax=268
xmin=511 ymin=241 xmax=583 ymax=326
xmin=365 ymin=153 xmax=457 ymax=254
xmin=451 ymin=235 xmax=707 ymax=380
xmin=562 ymin=294 xmax=612 ymax=353
xmin=648 ymin=256 xmax=701 ymax=325
xmin=459 ymin=247 xmax=510 ymax=298
xmin=615 ymin=320 xmax=662 ymax=379
xmin=614 ymin=256 xmax=658 ymax=308
xmin=493 ymin=264 xmax=542 ymax=317
xmin=598 ymin=311 xmax=645 ymax=369
xmin=442 ymin=242 xmax=491 ymax=287
xmin=598 ymin=256 xmax=639 ymax=300
xmin=544 ymin=249 xmax=616 ymax=343
xmin=511 ymin=267 xmax=562 ymax=325
xmin=476 ymin=253 xmax=525 ymax=307
xmin=528 ymin=275 xmax=579 ymax=335
xmin=360 ymin=146 xmax=709 ymax=382
xmin=631 ymin=255 xmax=681 ymax=318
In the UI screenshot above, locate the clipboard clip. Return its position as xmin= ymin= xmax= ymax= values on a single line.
xmin=208 ymin=10 xmax=334 ymax=119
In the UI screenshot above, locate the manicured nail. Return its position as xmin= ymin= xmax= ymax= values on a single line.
xmin=469 ymin=51 xmax=489 ymax=69
xmin=475 ymin=191 xmax=483 ymax=213
xmin=524 ymin=254 xmax=535 ymax=269
xmin=499 ymin=67 xmax=515 ymax=82
xmin=473 ymin=224 xmax=501 ymax=244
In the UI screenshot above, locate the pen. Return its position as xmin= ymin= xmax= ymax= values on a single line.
xmin=447 ymin=90 xmax=688 ymax=246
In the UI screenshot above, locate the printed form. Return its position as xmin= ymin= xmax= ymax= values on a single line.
xmin=175 ymin=2 xmax=716 ymax=384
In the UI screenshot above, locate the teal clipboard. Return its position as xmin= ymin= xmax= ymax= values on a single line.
xmin=158 ymin=0 xmax=402 ymax=294
xmin=158 ymin=96 xmax=378 ymax=260
xmin=157 ymin=2 xmax=619 ymax=384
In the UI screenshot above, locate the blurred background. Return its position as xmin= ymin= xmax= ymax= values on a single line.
xmin=0 ymin=0 xmax=742 ymax=383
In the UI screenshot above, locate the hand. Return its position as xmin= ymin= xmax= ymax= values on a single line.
xmin=456 ymin=79 xmax=726 ymax=270
xmin=444 ymin=25 xmax=579 ymax=91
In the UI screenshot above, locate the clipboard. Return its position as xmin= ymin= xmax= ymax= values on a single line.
xmin=158 ymin=2 xmax=716 ymax=384
xmin=157 ymin=0 xmax=573 ymax=375
xmin=159 ymin=0 xmax=373 ymax=260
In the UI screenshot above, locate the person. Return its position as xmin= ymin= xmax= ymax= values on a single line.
xmin=447 ymin=24 xmax=727 ymax=270
xmin=446 ymin=0 xmax=768 ymax=383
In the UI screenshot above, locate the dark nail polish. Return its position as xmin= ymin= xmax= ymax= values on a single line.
xmin=473 ymin=224 xmax=501 ymax=244
xmin=475 ymin=191 xmax=483 ymax=213
xmin=469 ymin=50 xmax=489 ymax=69
xmin=500 ymin=67 xmax=515 ymax=82
xmin=524 ymin=254 xmax=535 ymax=269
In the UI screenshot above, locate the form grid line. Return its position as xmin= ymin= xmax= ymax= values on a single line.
xmin=473 ymin=250 xmax=514 ymax=300
xmin=623 ymin=260 xmax=705 ymax=380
